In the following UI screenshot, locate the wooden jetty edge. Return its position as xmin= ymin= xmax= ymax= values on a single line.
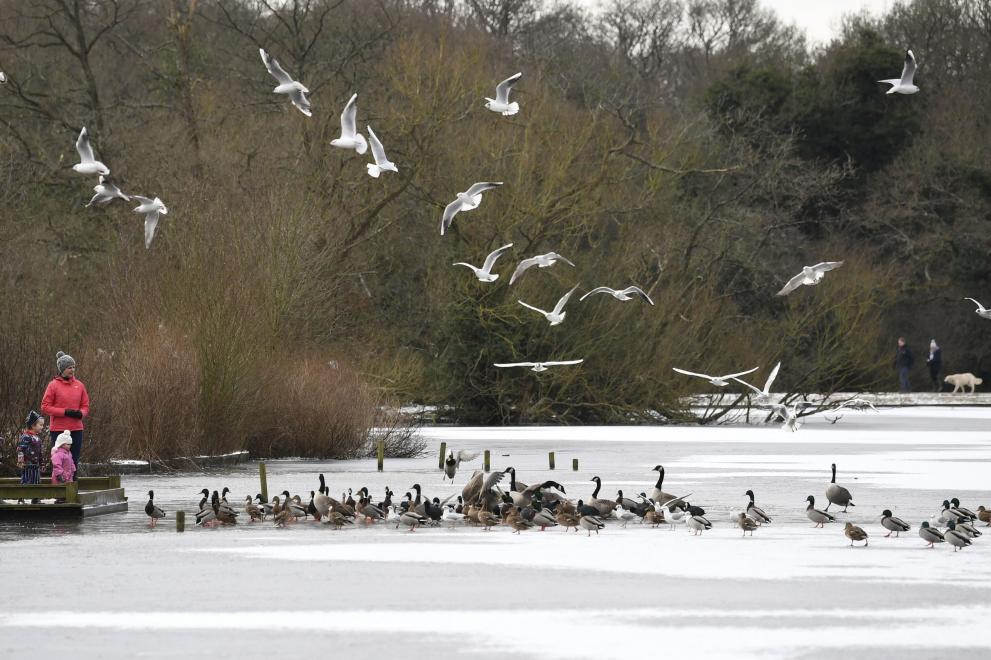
xmin=0 ymin=476 xmax=128 ymax=519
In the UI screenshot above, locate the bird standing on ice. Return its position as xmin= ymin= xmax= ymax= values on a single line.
xmin=259 ymin=48 xmax=311 ymax=116
xmin=330 ymin=93 xmax=367 ymax=155
xmin=485 ymin=72 xmax=522 ymax=116
xmin=878 ymin=50 xmax=919 ymax=95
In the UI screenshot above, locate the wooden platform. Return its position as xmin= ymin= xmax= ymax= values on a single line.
xmin=0 ymin=476 xmax=128 ymax=519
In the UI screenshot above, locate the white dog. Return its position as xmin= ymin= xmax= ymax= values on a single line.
xmin=944 ymin=373 xmax=984 ymax=393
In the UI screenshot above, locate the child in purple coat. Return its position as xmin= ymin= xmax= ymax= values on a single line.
xmin=50 ymin=431 xmax=76 ymax=485
xmin=17 ymin=410 xmax=45 ymax=485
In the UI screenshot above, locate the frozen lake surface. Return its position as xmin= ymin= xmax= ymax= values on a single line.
xmin=2 ymin=407 xmax=990 ymax=659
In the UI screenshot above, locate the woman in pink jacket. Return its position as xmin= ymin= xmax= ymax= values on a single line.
xmin=51 ymin=431 xmax=76 ymax=485
xmin=40 ymin=350 xmax=89 ymax=477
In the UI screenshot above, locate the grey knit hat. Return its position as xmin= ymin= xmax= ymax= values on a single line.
xmin=56 ymin=350 xmax=76 ymax=375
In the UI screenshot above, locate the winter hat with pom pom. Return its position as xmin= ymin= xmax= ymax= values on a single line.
xmin=56 ymin=351 xmax=76 ymax=375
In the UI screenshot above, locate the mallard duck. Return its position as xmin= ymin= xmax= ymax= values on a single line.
xmin=280 ymin=491 xmax=306 ymax=521
xmin=272 ymin=497 xmax=291 ymax=528
xmin=881 ymin=509 xmax=910 ymax=537
xmin=254 ymin=494 xmax=273 ymax=517
xmin=195 ymin=492 xmax=217 ymax=527
xmin=531 ymin=508 xmax=558 ymax=531
xmin=579 ymin=514 xmax=605 ymax=536
xmin=686 ymin=513 xmax=712 ymax=536
xmin=945 ymin=522 xmax=972 ymax=551
xmin=555 ymin=509 xmax=579 ymax=532
xmin=977 ymin=505 xmax=991 ymax=526
xmin=327 ymin=511 xmax=354 ymax=529
xmin=805 ymin=495 xmax=835 ymax=528
xmin=954 ymin=521 xmax=982 ymax=539
xmin=510 ymin=480 xmax=566 ymax=508
xmin=507 ymin=507 xmax=535 ymax=534
xmin=220 ymin=487 xmax=232 ymax=507
xmin=744 ymin=490 xmax=771 ymax=524
xmin=919 ymin=521 xmax=945 ymax=547
xmin=214 ymin=501 xmax=238 ymax=525
xmin=938 ymin=500 xmax=970 ymax=524
xmin=345 ymin=488 xmax=356 ymax=508
xmin=356 ymin=491 xmax=386 ymax=522
xmin=950 ymin=498 xmax=977 ymax=520
xmin=477 ymin=509 xmax=499 ymax=531
xmin=145 ymin=490 xmax=166 ymax=527
xmin=244 ymin=495 xmax=265 ymax=522
xmin=444 ymin=451 xmax=457 ymax=482
xmin=737 ymin=513 xmax=757 ymax=536
xmin=616 ymin=490 xmax=639 ymax=510
xmin=825 ymin=464 xmax=854 ymax=512
xmin=643 ymin=509 xmax=665 ymax=528
xmin=844 ymin=522 xmax=868 ymax=546
xmin=396 ymin=509 xmax=425 ymax=531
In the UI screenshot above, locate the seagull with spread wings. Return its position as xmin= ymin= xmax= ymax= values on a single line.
xmin=259 ymin=48 xmax=311 ymax=116
xmin=733 ymin=361 xmax=781 ymax=403
xmin=86 ymin=175 xmax=130 ymax=207
xmin=672 ymin=366 xmax=759 ymax=387
xmin=878 ymin=49 xmax=919 ymax=95
xmin=452 ymin=243 xmax=513 ymax=282
xmin=72 ymin=127 xmax=109 ymax=176
xmin=485 ymin=72 xmax=522 ymax=116
xmin=330 ymin=93 xmax=367 ymax=154
xmin=440 ymin=182 xmax=502 ymax=235
xmin=494 ymin=360 xmax=584 ymax=372
xmin=518 ymin=284 xmax=579 ymax=326
xmin=508 ymin=252 xmax=574 ymax=285
xmin=776 ymin=262 xmax=844 ymax=296
xmin=964 ymin=298 xmax=991 ymax=320
xmin=365 ymin=126 xmax=397 ymax=178
xmin=132 ymin=196 xmax=168 ymax=249
xmin=580 ymin=286 xmax=654 ymax=305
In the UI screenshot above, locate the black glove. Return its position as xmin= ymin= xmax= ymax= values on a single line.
xmin=64 ymin=409 xmax=83 ymax=419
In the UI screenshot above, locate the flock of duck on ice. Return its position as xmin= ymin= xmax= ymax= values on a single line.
xmin=143 ymin=459 xmax=987 ymax=552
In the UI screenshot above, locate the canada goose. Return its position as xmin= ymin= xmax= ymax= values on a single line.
xmin=686 ymin=513 xmax=712 ymax=535
xmin=744 ymin=490 xmax=771 ymax=524
xmin=880 ymin=510 xmax=910 ymax=537
xmin=977 ymin=506 xmax=991 ymax=526
xmin=345 ymin=488 xmax=356 ymax=508
xmin=579 ymin=514 xmax=605 ymax=536
xmin=737 ymin=513 xmax=757 ymax=537
xmin=477 ymin=509 xmax=499 ymax=531
xmin=145 ymin=491 xmax=165 ymax=527
xmin=950 ymin=498 xmax=977 ymax=520
xmin=919 ymin=521 xmax=945 ymax=547
xmin=945 ymin=522 xmax=973 ymax=551
xmin=556 ymin=509 xmax=579 ymax=532
xmin=244 ymin=496 xmax=265 ymax=522
xmin=462 ymin=469 xmax=508 ymax=511
xmin=844 ymin=522 xmax=868 ymax=546
xmin=505 ymin=466 xmax=529 ymax=492
xmin=507 ymin=507 xmax=535 ymax=534
xmin=650 ymin=465 xmax=681 ymax=510
xmin=824 ymin=464 xmax=854 ymax=512
xmin=511 ymin=480 xmax=566 ymax=508
xmin=444 ymin=452 xmax=457 ymax=481
xmin=307 ymin=491 xmax=321 ymax=521
xmin=588 ymin=477 xmax=619 ymax=516
xmin=314 ymin=478 xmax=332 ymax=517
xmin=805 ymin=495 xmax=835 ymax=528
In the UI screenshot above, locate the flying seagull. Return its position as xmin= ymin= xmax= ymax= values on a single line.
xmin=86 ymin=175 xmax=130 ymax=207
xmin=762 ymin=401 xmax=815 ymax=432
xmin=776 ymin=262 xmax=844 ymax=296
xmin=0 ymin=72 xmax=7 ymax=84
xmin=964 ymin=298 xmax=991 ymax=320
xmin=518 ymin=284 xmax=579 ymax=326
xmin=485 ymin=71 xmax=522 ymax=116
xmin=453 ymin=243 xmax=513 ymax=282
xmin=259 ymin=48 xmax=311 ymax=116
xmin=878 ymin=49 xmax=919 ymax=95
xmin=733 ymin=361 xmax=781 ymax=403
xmin=509 ymin=252 xmax=575 ymax=285
xmin=132 ymin=196 xmax=168 ymax=249
xmin=580 ymin=286 xmax=654 ymax=305
xmin=72 ymin=127 xmax=109 ymax=176
xmin=672 ymin=366 xmax=759 ymax=387
xmin=365 ymin=126 xmax=397 ymax=178
xmin=832 ymin=397 xmax=879 ymax=413
xmin=440 ymin=182 xmax=502 ymax=235
xmin=494 ymin=360 xmax=584 ymax=372
xmin=330 ymin=93 xmax=367 ymax=154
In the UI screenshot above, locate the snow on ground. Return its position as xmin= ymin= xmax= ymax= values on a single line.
xmin=1 ymin=407 xmax=990 ymax=659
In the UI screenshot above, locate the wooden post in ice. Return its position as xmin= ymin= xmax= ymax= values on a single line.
xmin=259 ymin=462 xmax=268 ymax=502
xmin=572 ymin=458 xmax=578 ymax=471
xmin=548 ymin=451 xmax=555 ymax=470
xmin=438 ymin=442 xmax=447 ymax=470
xmin=484 ymin=450 xmax=490 ymax=472
xmin=377 ymin=440 xmax=385 ymax=472
xmin=176 ymin=510 xmax=185 ymax=533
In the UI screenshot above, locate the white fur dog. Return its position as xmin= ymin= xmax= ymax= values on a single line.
xmin=944 ymin=373 xmax=984 ymax=393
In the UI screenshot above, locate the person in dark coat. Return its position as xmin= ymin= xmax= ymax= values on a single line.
xmin=926 ymin=339 xmax=942 ymax=392
xmin=894 ymin=337 xmax=914 ymax=393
